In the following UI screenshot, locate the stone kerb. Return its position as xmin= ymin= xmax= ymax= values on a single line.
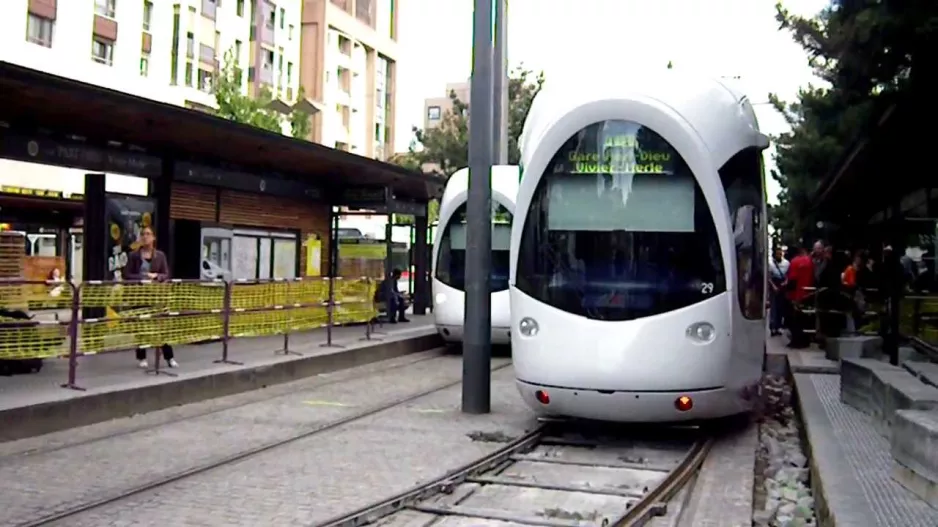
xmin=892 ymin=409 xmax=938 ymax=508
xmin=840 ymin=358 xmax=938 ymax=438
xmin=825 ymin=335 xmax=882 ymax=361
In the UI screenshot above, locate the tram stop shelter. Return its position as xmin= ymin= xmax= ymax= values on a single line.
xmin=809 ymin=78 xmax=938 ymax=361
xmin=0 ymin=61 xmax=441 ymax=314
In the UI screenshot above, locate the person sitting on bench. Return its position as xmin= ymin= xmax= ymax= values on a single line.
xmin=377 ymin=268 xmax=410 ymax=323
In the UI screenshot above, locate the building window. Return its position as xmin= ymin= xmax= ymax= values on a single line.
xmin=198 ymin=69 xmax=214 ymax=92
xmin=234 ymin=39 xmax=242 ymax=61
xmin=143 ymin=1 xmax=153 ymax=31
xmin=376 ymin=88 xmax=384 ymax=109
xmin=95 ymin=0 xmax=117 ymax=18
xmin=286 ymin=61 xmax=293 ymax=85
xmin=140 ymin=52 xmax=150 ymax=76
xmin=186 ymin=32 xmax=194 ymax=57
xmin=263 ymin=49 xmax=274 ymax=69
xmin=91 ymin=38 xmax=114 ymax=65
xmin=170 ymin=5 xmax=180 ymax=84
xmin=266 ymin=5 xmax=275 ymax=29
xmin=427 ymin=106 xmax=441 ymax=121
xmin=288 ymin=24 xmax=294 ymax=40
xmin=185 ymin=61 xmax=194 ymax=86
xmin=374 ymin=123 xmax=381 ymax=141
xmin=26 ymin=14 xmax=54 ymax=47
xmin=279 ymin=8 xmax=285 ymax=29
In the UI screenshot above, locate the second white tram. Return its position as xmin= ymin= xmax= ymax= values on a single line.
xmin=433 ymin=166 xmax=519 ymax=345
xmin=510 ymin=72 xmax=769 ymax=422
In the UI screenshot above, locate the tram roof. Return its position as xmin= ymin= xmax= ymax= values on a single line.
xmin=520 ymin=71 xmax=766 ymax=170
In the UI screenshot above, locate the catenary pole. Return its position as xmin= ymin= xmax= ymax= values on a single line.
xmin=462 ymin=0 xmax=495 ymax=414
xmin=492 ymin=0 xmax=509 ymax=164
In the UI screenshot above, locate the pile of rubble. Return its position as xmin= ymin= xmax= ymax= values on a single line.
xmin=753 ymin=375 xmax=817 ymax=527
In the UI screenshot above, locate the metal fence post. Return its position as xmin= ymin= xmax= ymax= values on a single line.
xmin=361 ymin=278 xmax=385 ymax=341
xmin=320 ymin=276 xmax=345 ymax=349
xmin=60 ymin=281 xmax=86 ymax=391
xmin=214 ymin=279 xmax=242 ymax=365
xmin=278 ymin=278 xmax=302 ymax=356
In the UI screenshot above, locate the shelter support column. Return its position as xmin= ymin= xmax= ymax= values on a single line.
xmin=150 ymin=160 xmax=174 ymax=272
xmin=82 ymin=173 xmax=106 ymax=318
xmin=413 ymin=209 xmax=429 ymax=315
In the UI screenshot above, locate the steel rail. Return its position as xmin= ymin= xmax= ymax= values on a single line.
xmin=612 ymin=438 xmax=714 ymax=527
xmin=20 ymin=358 xmax=512 ymax=527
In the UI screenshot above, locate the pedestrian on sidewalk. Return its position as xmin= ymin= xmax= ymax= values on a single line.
xmin=123 ymin=226 xmax=179 ymax=369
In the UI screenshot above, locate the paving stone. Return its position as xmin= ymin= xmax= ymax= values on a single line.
xmin=47 ymin=366 xmax=538 ymax=527
xmin=892 ymin=409 xmax=938 ymax=508
xmin=676 ymin=423 xmax=757 ymax=527
xmin=794 ymin=373 xmax=938 ymax=526
xmin=0 ymin=353 xmax=502 ymax=526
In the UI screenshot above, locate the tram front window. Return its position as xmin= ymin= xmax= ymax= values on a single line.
xmin=515 ymin=119 xmax=726 ymax=321
xmin=436 ymin=203 xmax=512 ymax=292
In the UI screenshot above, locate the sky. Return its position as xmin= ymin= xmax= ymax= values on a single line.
xmin=393 ymin=0 xmax=831 ymax=204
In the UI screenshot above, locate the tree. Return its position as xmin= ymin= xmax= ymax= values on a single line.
xmin=765 ymin=0 xmax=924 ymax=243
xmin=289 ymin=86 xmax=312 ymax=140
xmin=214 ymin=50 xmax=311 ymax=140
xmin=406 ymin=66 xmax=546 ymax=178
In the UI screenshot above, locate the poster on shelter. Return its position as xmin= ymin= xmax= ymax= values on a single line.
xmin=106 ymin=195 xmax=155 ymax=280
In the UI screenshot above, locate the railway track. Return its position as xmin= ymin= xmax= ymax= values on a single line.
xmin=17 ymin=358 xmax=513 ymax=527
xmin=317 ymin=421 xmax=714 ymax=527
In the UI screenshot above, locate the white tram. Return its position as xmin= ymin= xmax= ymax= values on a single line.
xmin=509 ymin=72 xmax=769 ymax=422
xmin=433 ymin=166 xmax=519 ymax=345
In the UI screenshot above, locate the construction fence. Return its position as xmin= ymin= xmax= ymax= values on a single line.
xmin=0 ymin=277 xmax=383 ymax=389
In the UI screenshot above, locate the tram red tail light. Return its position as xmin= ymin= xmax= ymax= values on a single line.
xmin=535 ymin=390 xmax=550 ymax=405
xmin=675 ymin=396 xmax=693 ymax=412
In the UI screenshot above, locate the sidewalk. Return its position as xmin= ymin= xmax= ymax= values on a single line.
xmin=1 ymin=316 xmax=440 ymax=441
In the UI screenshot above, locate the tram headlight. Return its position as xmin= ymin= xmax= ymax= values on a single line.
xmin=435 ymin=293 xmax=447 ymax=305
xmin=519 ymin=317 xmax=539 ymax=337
xmin=686 ymin=322 xmax=716 ymax=343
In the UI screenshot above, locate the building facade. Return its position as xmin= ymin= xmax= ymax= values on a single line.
xmin=423 ymin=80 xmax=468 ymax=130
xmin=299 ymin=0 xmax=398 ymax=160
xmin=0 ymin=1 xmax=324 ymax=284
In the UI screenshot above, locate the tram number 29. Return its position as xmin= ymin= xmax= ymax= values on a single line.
xmin=700 ymin=282 xmax=714 ymax=295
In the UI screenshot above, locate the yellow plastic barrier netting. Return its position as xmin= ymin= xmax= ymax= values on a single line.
xmin=78 ymin=313 xmax=225 ymax=354
xmin=77 ymin=281 xmax=226 ymax=355
xmin=0 ymin=319 xmax=70 ymax=360
xmin=0 ymin=281 xmax=75 ymax=312
xmin=227 ymin=279 xmax=331 ymax=338
xmin=333 ymin=278 xmax=378 ymax=325
xmin=79 ymin=281 xmax=226 ymax=312
xmin=0 ymin=282 xmax=74 ymax=360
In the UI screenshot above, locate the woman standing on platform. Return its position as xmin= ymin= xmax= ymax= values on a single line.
xmin=123 ymin=226 xmax=178 ymax=369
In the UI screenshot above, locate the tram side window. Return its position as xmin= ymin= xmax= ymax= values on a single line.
xmin=719 ymin=147 xmax=766 ymax=320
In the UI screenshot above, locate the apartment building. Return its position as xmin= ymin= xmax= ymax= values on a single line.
xmin=300 ymin=0 xmax=398 ymax=160
xmin=423 ymin=80 xmax=469 ymax=130
xmin=0 ymin=0 xmax=303 ymax=196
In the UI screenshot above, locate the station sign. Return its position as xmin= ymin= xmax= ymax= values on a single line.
xmin=0 ymin=130 xmax=161 ymax=177
xmin=0 ymin=185 xmax=84 ymax=201
xmin=175 ymin=161 xmax=323 ymax=200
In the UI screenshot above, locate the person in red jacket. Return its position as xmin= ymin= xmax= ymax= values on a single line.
xmin=786 ymin=245 xmax=815 ymax=348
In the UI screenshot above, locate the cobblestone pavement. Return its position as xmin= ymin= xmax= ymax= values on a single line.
xmin=46 ymin=367 xmax=536 ymax=527
xmin=1 ymin=351 xmax=515 ymax=526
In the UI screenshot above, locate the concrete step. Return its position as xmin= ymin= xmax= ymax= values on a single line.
xmin=841 ymin=358 xmax=938 ymax=438
xmin=825 ymin=335 xmax=883 ymax=361
xmin=905 ymin=361 xmax=938 ymax=390
xmin=892 ymin=409 xmax=938 ymax=509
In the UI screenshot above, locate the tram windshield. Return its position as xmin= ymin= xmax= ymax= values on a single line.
xmin=515 ymin=119 xmax=726 ymax=321
xmin=436 ymin=202 xmax=513 ymax=292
